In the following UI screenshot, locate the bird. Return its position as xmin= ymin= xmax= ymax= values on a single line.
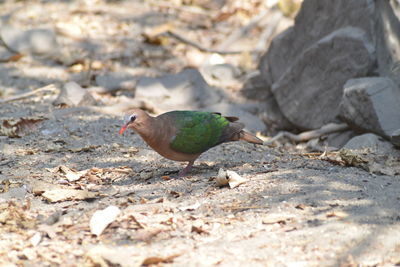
xmin=119 ymin=109 xmax=263 ymax=177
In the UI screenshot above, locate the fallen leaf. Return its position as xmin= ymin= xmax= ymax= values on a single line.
xmin=170 ymin=191 xmax=182 ymax=198
xmin=90 ymin=205 xmax=121 ymax=236
xmin=295 ymin=204 xmax=306 ymax=210
xmin=57 ymin=165 xmax=87 ymax=182
xmin=30 ymin=232 xmax=42 ymax=246
xmin=130 ymin=228 xmax=163 ymax=243
xmin=42 ymin=189 xmax=98 ymax=202
xmin=178 ymin=202 xmax=201 ymax=211
xmin=0 ymin=117 xmax=46 ymax=137
xmin=142 ymin=253 xmax=181 ymax=266
xmin=191 ymin=225 xmax=209 ymax=235
xmin=326 ymin=210 xmax=348 ymax=219
xmin=226 ymin=170 xmax=248 ymax=189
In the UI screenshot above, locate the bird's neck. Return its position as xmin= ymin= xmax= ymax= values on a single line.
xmin=135 ymin=117 xmax=165 ymax=147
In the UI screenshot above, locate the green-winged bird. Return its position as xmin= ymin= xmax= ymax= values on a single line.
xmin=119 ymin=109 xmax=263 ymax=177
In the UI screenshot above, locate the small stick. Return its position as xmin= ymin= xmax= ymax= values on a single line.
xmin=0 ymin=84 xmax=57 ymax=104
xmin=216 ymin=9 xmax=270 ymax=51
xmin=166 ymin=31 xmax=250 ymax=55
xmin=266 ymin=123 xmax=349 ymax=144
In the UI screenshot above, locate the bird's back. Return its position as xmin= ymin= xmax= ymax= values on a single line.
xmin=162 ymin=111 xmax=243 ymax=154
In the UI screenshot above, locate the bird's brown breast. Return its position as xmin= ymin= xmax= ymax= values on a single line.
xmin=134 ymin=117 xmax=200 ymax=162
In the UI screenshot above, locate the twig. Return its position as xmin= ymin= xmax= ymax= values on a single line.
xmin=266 ymin=123 xmax=349 ymax=144
xmin=148 ymin=0 xmax=211 ymax=16
xmin=0 ymin=84 xmax=57 ymax=104
xmin=217 ymin=9 xmax=270 ymax=50
xmin=166 ymin=31 xmax=248 ymax=55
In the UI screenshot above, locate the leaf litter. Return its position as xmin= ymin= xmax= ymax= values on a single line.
xmin=0 ymin=0 xmax=399 ymax=266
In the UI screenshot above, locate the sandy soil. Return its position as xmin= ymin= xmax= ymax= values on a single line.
xmin=0 ymin=1 xmax=400 ymax=266
xmin=1 ymin=99 xmax=400 ymax=266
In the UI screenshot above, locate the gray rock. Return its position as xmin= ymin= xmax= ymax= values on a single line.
xmin=375 ymin=0 xmax=400 ymax=83
xmin=249 ymin=0 xmax=400 ymax=131
xmin=203 ymin=102 xmax=267 ymax=133
xmin=343 ymin=133 xmax=394 ymax=154
xmin=53 ymin=82 xmax=97 ymax=107
xmin=341 ymin=133 xmax=400 ymax=175
xmin=95 ymin=72 xmax=137 ymax=93
xmin=201 ymin=63 xmax=241 ymax=86
xmin=135 ymin=68 xmax=221 ymax=111
xmin=339 ymin=77 xmax=400 ymax=138
xmin=325 ymin=130 xmax=357 ymax=149
xmin=263 ymin=0 xmax=375 ymax=86
xmin=0 ymin=26 xmax=58 ymax=56
xmin=0 ymin=186 xmax=28 ymax=200
xmin=241 ymin=74 xmax=294 ymax=134
xmin=391 ymin=129 xmax=400 ymax=146
xmin=241 ymin=74 xmax=271 ymax=101
xmin=271 ymin=27 xmax=375 ymax=129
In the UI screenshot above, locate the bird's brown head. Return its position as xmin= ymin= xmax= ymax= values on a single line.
xmin=119 ymin=109 xmax=150 ymax=135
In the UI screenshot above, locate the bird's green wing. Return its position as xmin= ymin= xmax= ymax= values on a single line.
xmin=169 ymin=111 xmax=230 ymax=154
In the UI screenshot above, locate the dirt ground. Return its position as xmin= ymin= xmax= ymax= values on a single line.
xmin=1 ymin=99 xmax=400 ymax=267
xmin=1 ymin=1 xmax=400 ymax=266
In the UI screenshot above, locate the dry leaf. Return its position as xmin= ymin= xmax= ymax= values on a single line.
xmin=191 ymin=225 xmax=209 ymax=235
xmin=226 ymin=170 xmax=248 ymax=189
xmin=0 ymin=117 xmax=46 ymax=137
xmin=130 ymin=228 xmax=162 ymax=243
xmin=326 ymin=210 xmax=348 ymax=219
xmin=170 ymin=190 xmax=182 ymax=198
xmin=30 ymin=232 xmax=42 ymax=246
xmin=42 ymin=189 xmax=98 ymax=202
xmin=295 ymin=204 xmax=306 ymax=210
xmin=161 ymin=175 xmax=171 ymax=180
xmin=58 ymin=165 xmax=87 ymax=182
xmin=90 ymin=206 xmax=121 ymax=236
xmin=216 ymin=169 xmax=248 ymax=188
xmin=178 ymin=202 xmax=201 ymax=211
xmin=142 ymin=253 xmax=181 ymax=266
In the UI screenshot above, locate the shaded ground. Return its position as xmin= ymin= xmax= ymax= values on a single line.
xmin=1 ymin=99 xmax=400 ymax=266
xmin=1 ymin=1 xmax=400 ymax=266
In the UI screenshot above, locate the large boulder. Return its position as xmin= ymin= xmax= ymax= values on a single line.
xmin=264 ymin=0 xmax=376 ymax=85
xmin=203 ymin=102 xmax=267 ymax=133
xmin=271 ymin=27 xmax=375 ymax=129
xmin=244 ymin=0 xmax=400 ymax=133
xmin=339 ymin=77 xmax=400 ymax=139
xmin=375 ymin=0 xmax=400 ymax=82
xmin=135 ymin=68 xmax=221 ymax=112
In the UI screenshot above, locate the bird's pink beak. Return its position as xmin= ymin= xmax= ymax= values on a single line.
xmin=119 ymin=124 xmax=128 ymax=135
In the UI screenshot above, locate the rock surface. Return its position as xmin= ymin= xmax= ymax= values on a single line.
xmin=244 ymin=0 xmax=400 ymax=136
xmin=375 ymin=0 xmax=400 ymax=82
xmin=0 ymin=26 xmax=58 ymax=56
xmin=135 ymin=68 xmax=221 ymax=112
xmin=271 ymin=27 xmax=375 ymax=129
xmin=95 ymin=72 xmax=137 ymax=93
xmin=339 ymin=77 xmax=400 ymax=139
xmin=203 ymin=102 xmax=267 ymax=133
xmin=391 ymin=128 xmax=400 ymax=146
xmin=53 ymin=82 xmax=97 ymax=107
xmin=341 ymin=133 xmax=400 ymax=175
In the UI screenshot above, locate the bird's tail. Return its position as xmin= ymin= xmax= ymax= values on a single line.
xmin=239 ymin=131 xmax=263 ymax=145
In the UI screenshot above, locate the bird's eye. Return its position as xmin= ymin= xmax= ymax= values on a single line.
xmin=129 ymin=115 xmax=136 ymax=122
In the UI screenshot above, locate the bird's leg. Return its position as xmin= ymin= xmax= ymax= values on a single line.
xmin=178 ymin=160 xmax=194 ymax=177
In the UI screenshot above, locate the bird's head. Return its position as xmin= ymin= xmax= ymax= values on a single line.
xmin=119 ymin=109 xmax=149 ymax=135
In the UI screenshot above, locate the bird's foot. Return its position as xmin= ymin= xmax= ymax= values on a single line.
xmin=178 ymin=161 xmax=194 ymax=178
